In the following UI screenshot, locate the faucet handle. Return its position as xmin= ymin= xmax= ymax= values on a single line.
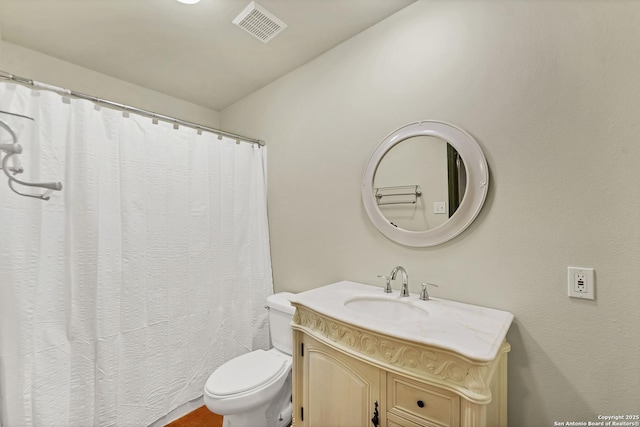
xmin=420 ymin=283 xmax=439 ymax=301
xmin=377 ymin=275 xmax=393 ymax=293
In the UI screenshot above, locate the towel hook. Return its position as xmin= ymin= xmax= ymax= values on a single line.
xmin=0 ymin=115 xmax=63 ymax=201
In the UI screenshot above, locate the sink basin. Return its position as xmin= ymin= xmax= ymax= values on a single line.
xmin=289 ymin=280 xmax=514 ymax=362
xmin=344 ymin=296 xmax=429 ymax=321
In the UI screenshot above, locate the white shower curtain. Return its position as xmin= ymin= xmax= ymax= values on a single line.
xmin=0 ymin=83 xmax=274 ymax=426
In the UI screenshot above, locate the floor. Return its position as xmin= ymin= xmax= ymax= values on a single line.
xmin=165 ymin=406 xmax=223 ymax=427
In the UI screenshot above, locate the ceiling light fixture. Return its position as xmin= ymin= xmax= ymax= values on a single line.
xmin=176 ymin=0 xmax=200 ymax=4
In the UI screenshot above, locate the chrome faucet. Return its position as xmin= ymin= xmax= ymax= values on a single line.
xmin=420 ymin=283 xmax=439 ymax=301
xmin=390 ymin=266 xmax=410 ymax=297
xmin=377 ymin=274 xmax=393 ymax=293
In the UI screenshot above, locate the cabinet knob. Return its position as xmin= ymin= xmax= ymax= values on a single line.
xmin=417 ymin=400 xmax=425 ymax=408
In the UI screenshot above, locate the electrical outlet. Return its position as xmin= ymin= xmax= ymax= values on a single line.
xmin=568 ymin=267 xmax=595 ymax=300
xmin=574 ymin=273 xmax=586 ymax=293
xmin=433 ymin=201 xmax=447 ymax=214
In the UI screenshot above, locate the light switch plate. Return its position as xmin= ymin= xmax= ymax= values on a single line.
xmin=568 ymin=267 xmax=595 ymax=300
xmin=433 ymin=201 xmax=447 ymax=214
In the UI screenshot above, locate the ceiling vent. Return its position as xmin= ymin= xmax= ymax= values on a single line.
xmin=232 ymin=1 xmax=288 ymax=43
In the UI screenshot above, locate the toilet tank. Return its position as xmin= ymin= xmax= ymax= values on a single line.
xmin=266 ymin=292 xmax=296 ymax=355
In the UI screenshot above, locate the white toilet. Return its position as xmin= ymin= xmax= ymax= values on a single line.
xmin=204 ymin=292 xmax=296 ymax=427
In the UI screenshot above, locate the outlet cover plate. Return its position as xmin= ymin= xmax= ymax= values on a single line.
xmin=568 ymin=267 xmax=595 ymax=300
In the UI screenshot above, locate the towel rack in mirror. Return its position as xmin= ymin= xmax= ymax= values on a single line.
xmin=374 ymin=185 xmax=422 ymax=206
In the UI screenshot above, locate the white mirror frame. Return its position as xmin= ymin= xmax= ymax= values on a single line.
xmin=362 ymin=120 xmax=489 ymax=247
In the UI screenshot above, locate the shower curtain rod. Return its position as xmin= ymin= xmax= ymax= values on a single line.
xmin=0 ymin=70 xmax=265 ymax=146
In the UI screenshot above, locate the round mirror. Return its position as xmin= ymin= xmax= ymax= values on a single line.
xmin=362 ymin=121 xmax=488 ymax=247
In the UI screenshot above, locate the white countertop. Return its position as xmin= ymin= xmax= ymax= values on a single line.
xmin=289 ymin=280 xmax=514 ymax=362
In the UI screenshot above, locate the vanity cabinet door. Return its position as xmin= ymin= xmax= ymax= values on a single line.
xmin=296 ymin=333 xmax=383 ymax=427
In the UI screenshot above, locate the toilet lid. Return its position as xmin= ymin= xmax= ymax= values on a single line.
xmin=205 ymin=349 xmax=287 ymax=396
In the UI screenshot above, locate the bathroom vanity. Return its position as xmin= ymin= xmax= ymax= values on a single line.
xmin=289 ymin=281 xmax=513 ymax=427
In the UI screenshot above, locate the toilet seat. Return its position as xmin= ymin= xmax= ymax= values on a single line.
xmin=205 ymin=349 xmax=288 ymax=397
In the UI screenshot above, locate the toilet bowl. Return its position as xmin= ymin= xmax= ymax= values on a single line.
xmin=204 ymin=349 xmax=292 ymax=423
xmin=203 ymin=292 xmax=296 ymax=427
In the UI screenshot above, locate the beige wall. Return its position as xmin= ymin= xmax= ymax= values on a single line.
xmin=0 ymin=40 xmax=220 ymax=128
xmin=221 ymin=1 xmax=640 ymax=424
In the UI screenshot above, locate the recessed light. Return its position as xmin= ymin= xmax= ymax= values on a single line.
xmin=176 ymin=0 xmax=200 ymax=4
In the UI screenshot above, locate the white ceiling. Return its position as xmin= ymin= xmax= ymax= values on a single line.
xmin=0 ymin=0 xmax=415 ymax=111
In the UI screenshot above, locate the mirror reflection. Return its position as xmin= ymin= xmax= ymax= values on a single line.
xmin=373 ymin=135 xmax=466 ymax=232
